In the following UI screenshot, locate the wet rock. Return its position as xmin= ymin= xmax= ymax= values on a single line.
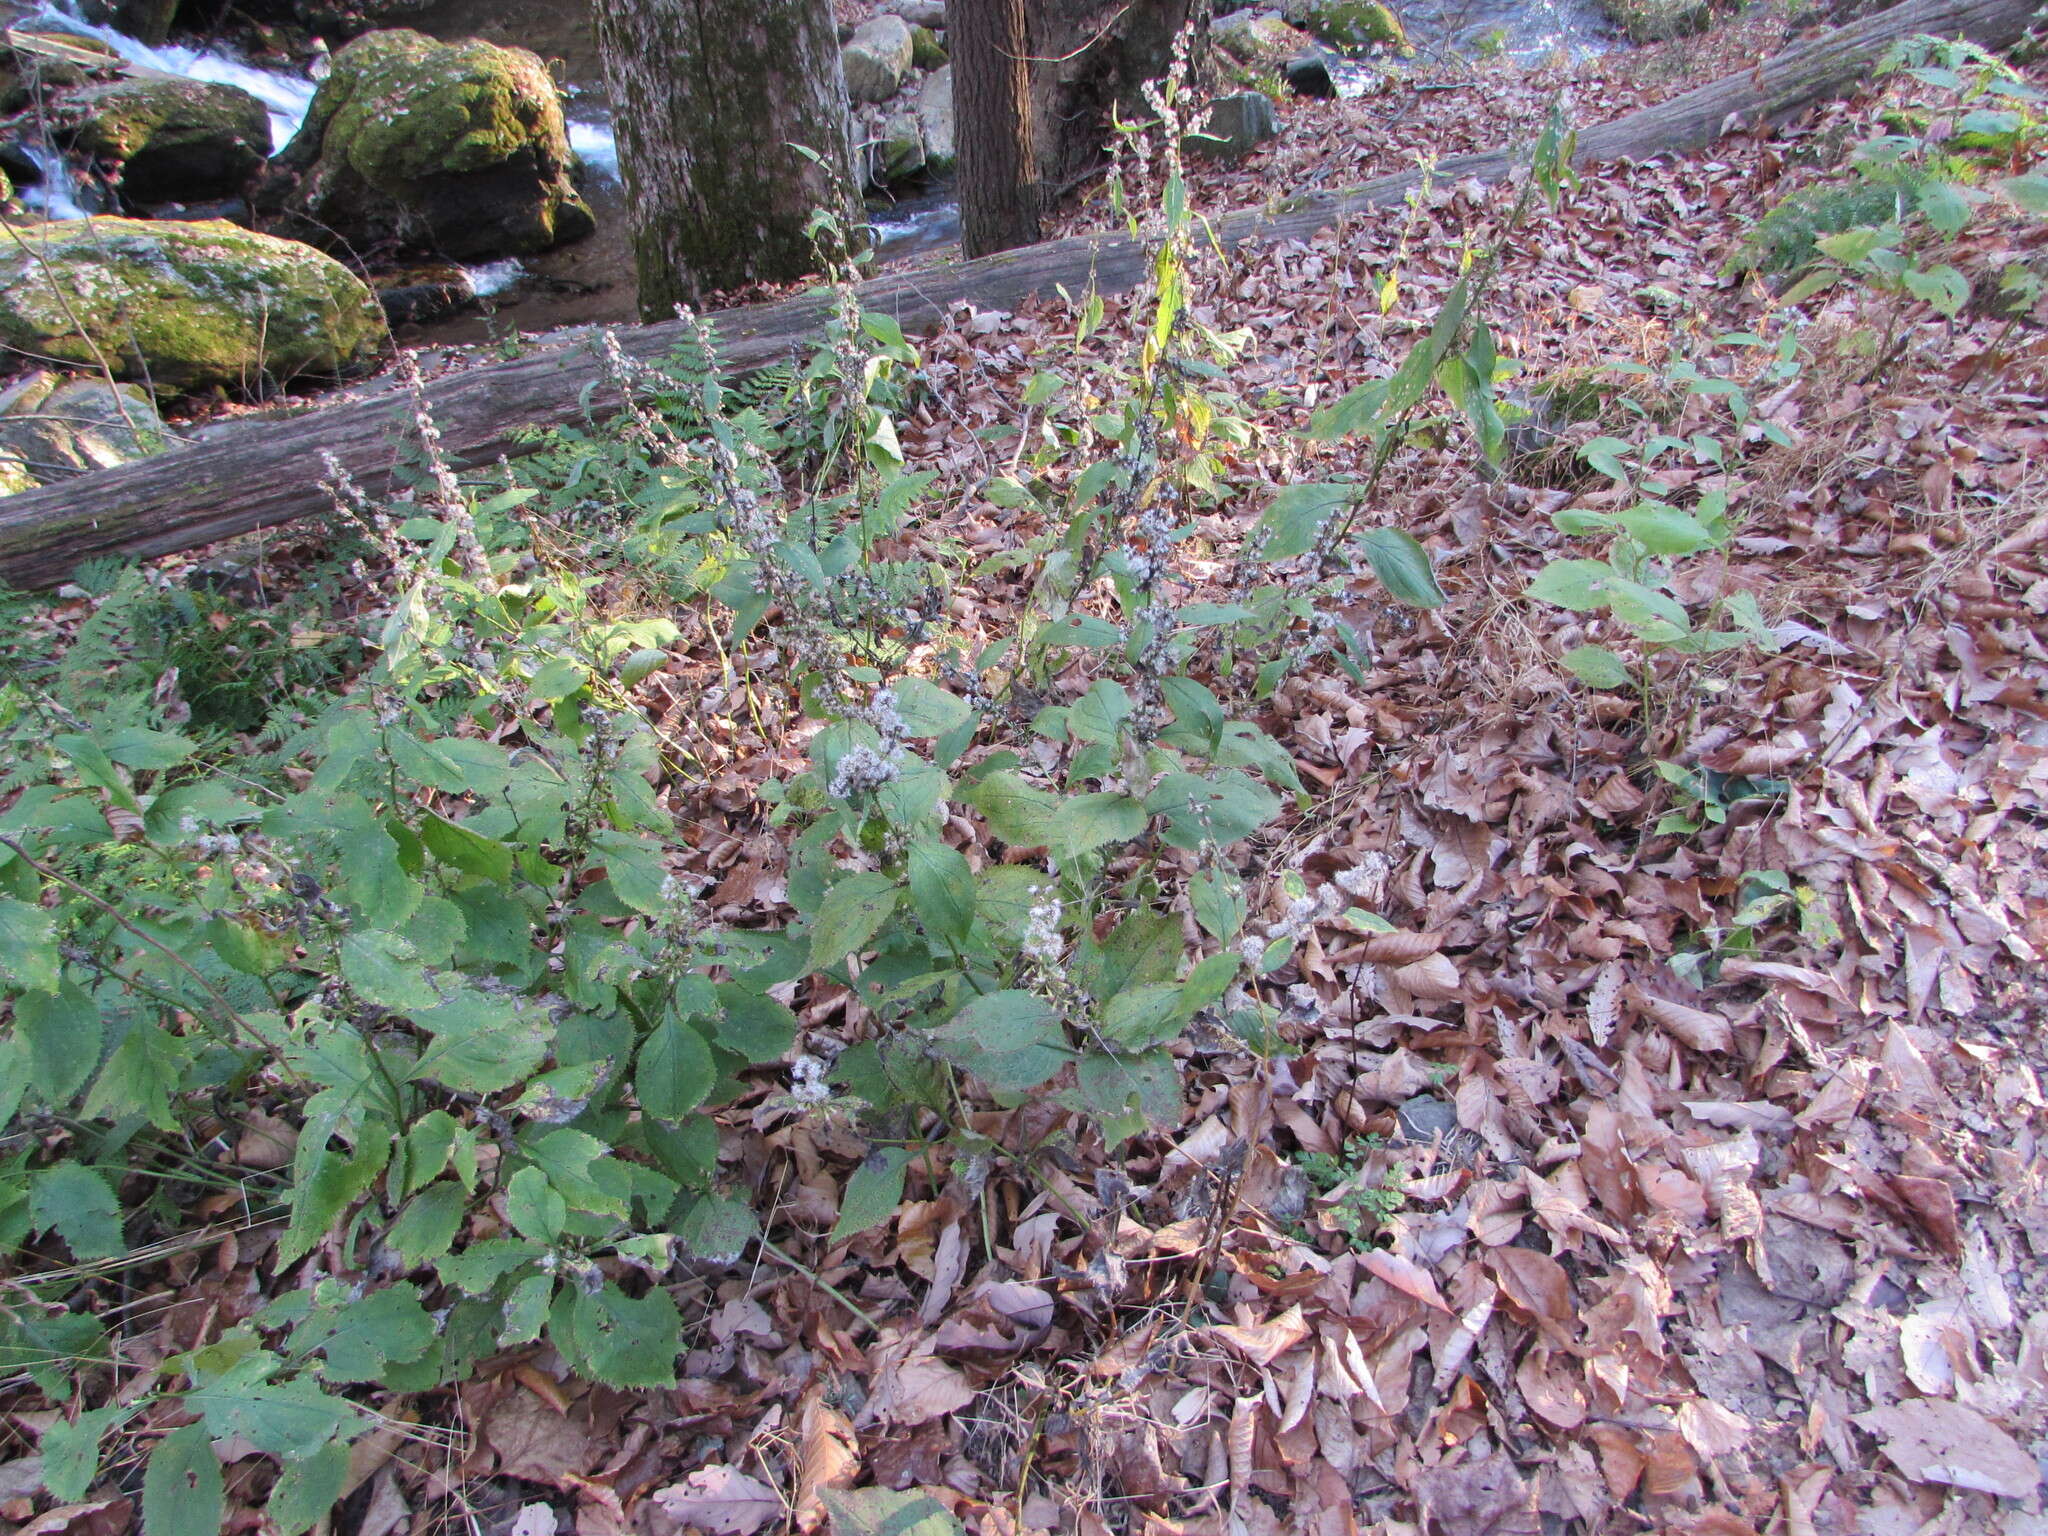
xmin=267 ymin=29 xmax=593 ymax=262
xmin=915 ymin=65 xmax=954 ymax=174
xmin=374 ymin=262 xmax=475 ymax=326
xmin=136 ymin=194 xmax=253 ymax=224
xmin=0 ymin=370 xmax=172 ymax=493
xmin=1214 ymin=8 xmax=1316 ymax=64
xmin=50 ymin=74 xmax=271 ymax=206
xmin=1288 ymin=0 xmax=1413 ymax=52
xmin=878 ymin=108 xmax=925 ymax=184
xmin=74 ymin=0 xmax=181 ymax=47
xmin=881 ymin=0 xmax=948 ymax=26
xmin=1 ymin=30 xmax=122 ymax=111
xmin=1284 ymin=47 xmax=1376 ymax=98
xmin=842 ymin=15 xmax=915 ymax=105
xmin=1187 ymin=91 xmax=1277 ymax=160
xmin=0 ymin=218 xmax=388 ymax=397
xmin=910 ymin=24 xmax=948 ymax=70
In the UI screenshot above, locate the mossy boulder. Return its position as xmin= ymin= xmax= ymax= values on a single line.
xmin=910 ymin=25 xmax=948 ymax=69
xmin=51 ymin=74 xmax=272 ymax=205
xmin=1214 ymin=8 xmax=1316 ymax=64
xmin=842 ymin=16 xmax=915 ymax=104
xmin=0 ymin=219 xmax=388 ymax=397
xmin=1290 ymin=0 xmax=1413 ymax=51
xmin=0 ymin=370 xmax=172 ymax=490
xmin=269 ymin=29 xmax=593 ymax=261
xmin=1 ymin=30 xmax=122 ymax=113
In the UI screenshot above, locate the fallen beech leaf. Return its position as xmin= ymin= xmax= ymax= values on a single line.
xmin=1632 ymin=990 xmax=1732 ymax=1052
xmin=1854 ymin=1399 xmax=2039 ymax=1498
xmin=795 ymin=1393 xmax=860 ymax=1531
xmin=1675 ymin=1397 xmax=1750 ymax=1459
xmin=1210 ymin=1303 xmax=1310 ymax=1365
xmin=1361 ymin=1249 xmax=1450 ymax=1311
xmin=872 ymin=1354 xmax=975 ymax=1427
xmin=1388 ymin=951 xmax=1462 ymax=1000
xmin=652 ymin=1466 xmax=783 ymax=1536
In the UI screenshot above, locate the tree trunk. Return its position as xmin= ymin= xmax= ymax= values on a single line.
xmin=1029 ymin=0 xmax=1207 ymax=191
xmin=592 ymin=0 xmax=860 ymax=316
xmin=954 ymin=0 xmax=1041 ymax=257
xmin=3 ymin=0 xmax=2035 ymax=589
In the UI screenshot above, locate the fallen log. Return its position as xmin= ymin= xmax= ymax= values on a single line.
xmin=0 ymin=0 xmax=2035 ymax=589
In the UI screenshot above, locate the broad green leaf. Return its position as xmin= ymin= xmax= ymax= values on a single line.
xmin=29 ymin=1162 xmax=123 ymax=1260
xmin=505 ymin=1167 xmax=567 ymax=1243
xmin=963 ymin=770 xmax=1064 ymax=848
xmin=674 ymin=1192 xmax=759 ymax=1263
xmin=1899 ymin=263 xmax=1968 ymax=317
xmin=185 ymin=1355 xmax=358 ymax=1459
xmin=819 ymin=1487 xmax=963 ymax=1536
xmin=269 ymin=1441 xmax=349 ymax=1536
xmin=0 ymin=896 xmax=59 ymax=993
xmin=832 ymin=1147 xmax=915 ymax=1242
xmin=16 ymin=980 xmax=101 ymax=1105
xmin=1525 ymin=558 xmax=1616 ymax=612
xmin=891 ymin=677 xmax=971 ymax=737
xmin=1255 ymin=483 xmax=1354 ymax=561
xmin=522 ymin=1127 xmax=627 ymax=1216
xmin=143 ymin=1422 xmax=222 ymax=1536
xmin=1191 ymin=869 xmax=1246 ymax=942
xmin=387 ymin=1182 xmax=466 ymax=1268
xmin=807 ymin=871 xmax=900 ymax=971
xmin=340 ymin=929 xmax=439 ymax=1012
xmin=558 ymin=1282 xmax=680 ymax=1389
xmin=1143 ymin=771 xmax=1280 ymax=849
xmin=908 ymin=839 xmax=975 ymax=948
xmin=1055 ymin=793 xmax=1148 ymax=859
xmin=384 ymin=731 xmax=513 ymax=795
xmin=2003 ymin=174 xmax=2048 ymax=214
xmin=1357 ymin=527 xmax=1447 ymax=608
xmin=40 ymin=1404 xmax=132 ymax=1502
xmin=1561 ymin=645 xmax=1633 ymax=689
xmin=297 ymin=1284 xmax=435 ymax=1382
xmin=637 ymin=1017 xmax=714 ymax=1120
xmin=1615 ymin=504 xmax=1716 ymax=556
xmin=714 ymin=984 xmax=798 ymax=1063
xmin=277 ymin=1136 xmax=388 ymax=1267
xmin=935 ymin=990 xmax=1060 ymax=1052
xmin=410 ymin=992 xmax=550 ymax=1094
xmin=1067 ymin=680 xmax=1134 ymax=743
xmin=419 ymin=813 xmax=514 ymax=883
xmin=1100 ymin=982 xmax=1187 ymax=1051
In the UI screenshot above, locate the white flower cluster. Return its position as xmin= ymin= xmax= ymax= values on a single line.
xmin=828 ymin=743 xmax=901 ymax=800
xmin=788 ymin=1053 xmax=832 ymax=1106
xmin=1236 ymin=883 xmax=1344 ymax=967
xmin=1022 ymin=886 xmax=1065 ymax=963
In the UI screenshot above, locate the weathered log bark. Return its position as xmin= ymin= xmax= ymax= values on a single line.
xmin=955 ymin=0 xmax=1042 ymax=257
xmin=1 ymin=0 xmax=2035 ymax=589
xmin=592 ymin=0 xmax=860 ymax=314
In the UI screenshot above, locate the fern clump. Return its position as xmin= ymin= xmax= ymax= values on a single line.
xmin=1734 ymin=171 xmax=1923 ymax=276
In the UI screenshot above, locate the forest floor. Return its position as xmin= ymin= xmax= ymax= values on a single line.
xmin=5 ymin=14 xmax=2048 ymax=1536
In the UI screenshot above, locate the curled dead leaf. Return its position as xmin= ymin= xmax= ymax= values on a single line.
xmin=1630 ymin=988 xmax=1732 ymax=1052
xmin=1388 ymin=951 xmax=1462 ymax=1000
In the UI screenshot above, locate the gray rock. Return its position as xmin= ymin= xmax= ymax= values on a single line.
xmin=881 ymin=0 xmax=948 ymax=26
xmin=1284 ymin=48 xmax=1375 ymax=98
xmin=1393 ymin=1095 xmax=1459 ymax=1146
xmin=1214 ymin=8 xmax=1316 ymax=62
xmin=915 ymin=65 xmax=954 ymax=174
xmin=877 ymin=108 xmax=925 ymax=184
xmin=0 ymin=370 xmax=172 ymax=492
xmin=841 ymin=15 xmax=915 ymax=105
xmin=51 ymin=73 xmax=272 ymax=205
xmin=1187 ymin=91 xmax=1277 ymax=160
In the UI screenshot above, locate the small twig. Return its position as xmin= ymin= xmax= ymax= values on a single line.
xmin=755 ymin=1236 xmax=888 ymax=1334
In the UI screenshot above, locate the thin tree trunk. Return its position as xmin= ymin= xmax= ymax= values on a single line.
xmin=955 ymin=0 xmax=1041 ymax=257
xmin=3 ymin=0 xmax=2035 ymax=588
xmin=592 ymin=0 xmax=860 ymax=316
